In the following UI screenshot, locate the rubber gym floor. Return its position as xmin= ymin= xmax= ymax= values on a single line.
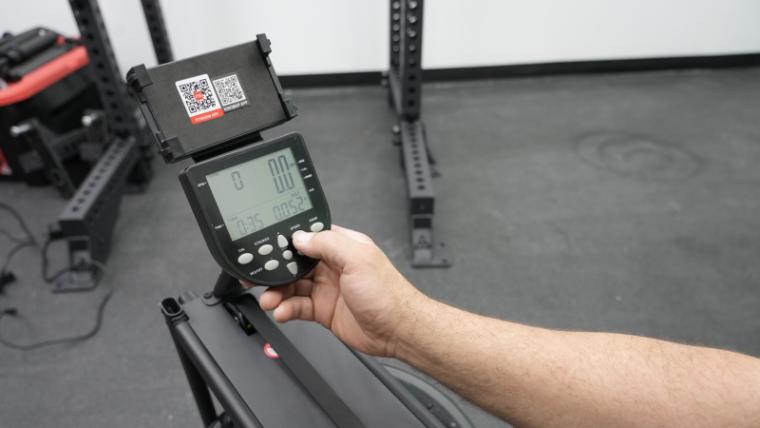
xmin=1 ymin=67 xmax=759 ymax=427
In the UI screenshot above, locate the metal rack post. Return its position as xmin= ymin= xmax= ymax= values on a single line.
xmin=140 ymin=0 xmax=174 ymax=64
xmin=387 ymin=0 xmax=450 ymax=267
xmin=68 ymin=0 xmax=153 ymax=188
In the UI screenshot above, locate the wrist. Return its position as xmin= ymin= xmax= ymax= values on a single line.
xmin=389 ymin=289 xmax=440 ymax=361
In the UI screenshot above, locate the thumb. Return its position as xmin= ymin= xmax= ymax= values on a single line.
xmin=292 ymin=229 xmax=358 ymax=270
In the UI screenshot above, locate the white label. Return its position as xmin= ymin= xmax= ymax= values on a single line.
xmin=212 ymin=74 xmax=248 ymax=111
xmin=175 ymin=74 xmax=224 ymax=124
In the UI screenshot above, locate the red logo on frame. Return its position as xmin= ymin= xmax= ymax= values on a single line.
xmin=263 ymin=343 xmax=279 ymax=359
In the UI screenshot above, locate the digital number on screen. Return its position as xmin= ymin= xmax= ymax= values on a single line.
xmin=206 ymin=148 xmax=313 ymax=240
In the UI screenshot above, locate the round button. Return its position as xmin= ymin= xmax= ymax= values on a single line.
xmin=310 ymin=222 xmax=324 ymax=232
xmin=264 ymin=260 xmax=279 ymax=271
xmin=282 ymin=250 xmax=293 ymax=260
xmin=237 ymin=252 xmax=254 ymax=265
xmin=258 ymin=244 xmax=274 ymax=255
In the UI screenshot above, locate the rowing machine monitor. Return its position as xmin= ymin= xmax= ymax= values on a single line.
xmin=128 ymin=34 xmax=328 ymax=286
xmin=180 ymin=133 xmax=330 ymax=285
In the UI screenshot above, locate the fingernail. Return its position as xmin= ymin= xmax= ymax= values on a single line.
xmin=292 ymin=230 xmax=314 ymax=245
xmin=273 ymin=306 xmax=287 ymax=322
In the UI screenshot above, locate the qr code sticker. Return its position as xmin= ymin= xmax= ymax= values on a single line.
xmin=175 ymin=74 xmax=223 ymax=123
xmin=213 ymin=74 xmax=247 ymax=108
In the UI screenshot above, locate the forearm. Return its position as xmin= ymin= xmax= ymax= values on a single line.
xmin=394 ymin=296 xmax=760 ymax=427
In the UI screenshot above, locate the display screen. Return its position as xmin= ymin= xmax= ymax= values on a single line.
xmin=206 ymin=148 xmax=313 ymax=241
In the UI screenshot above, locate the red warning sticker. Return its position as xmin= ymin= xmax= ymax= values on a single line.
xmin=175 ymin=73 xmax=224 ymax=124
xmin=263 ymin=343 xmax=279 ymax=359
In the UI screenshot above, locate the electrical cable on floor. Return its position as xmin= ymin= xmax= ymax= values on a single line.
xmin=2 ymin=240 xmax=35 ymax=275
xmin=0 ymin=202 xmax=36 ymax=245
xmin=0 ymin=202 xmax=38 ymax=290
xmin=0 ymin=240 xmax=36 ymax=289
xmin=40 ymin=235 xmax=74 ymax=283
xmin=0 ymin=202 xmax=71 ymax=284
xmin=0 ymin=228 xmax=29 ymax=244
xmin=0 ymin=259 xmax=113 ymax=351
xmin=0 ymin=203 xmax=114 ymax=350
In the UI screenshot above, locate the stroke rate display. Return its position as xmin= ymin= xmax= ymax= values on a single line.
xmin=206 ymin=148 xmax=313 ymax=241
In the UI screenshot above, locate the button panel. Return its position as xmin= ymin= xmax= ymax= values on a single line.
xmin=235 ymin=221 xmax=326 ymax=282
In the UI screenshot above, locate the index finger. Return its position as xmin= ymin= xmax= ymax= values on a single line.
xmin=331 ymin=225 xmax=374 ymax=244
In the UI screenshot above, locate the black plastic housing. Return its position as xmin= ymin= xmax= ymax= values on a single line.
xmin=127 ymin=34 xmax=296 ymax=163
xmin=179 ymin=133 xmax=330 ymax=286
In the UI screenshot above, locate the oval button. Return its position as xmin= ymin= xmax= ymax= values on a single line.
xmin=237 ymin=252 xmax=253 ymax=265
xmin=258 ymin=244 xmax=274 ymax=255
xmin=264 ymin=260 xmax=279 ymax=271
xmin=309 ymin=222 xmax=324 ymax=232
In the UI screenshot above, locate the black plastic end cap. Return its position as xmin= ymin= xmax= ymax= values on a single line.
xmin=284 ymin=99 xmax=298 ymax=118
xmin=160 ymin=297 xmax=187 ymax=322
xmin=256 ymin=33 xmax=271 ymax=56
xmin=126 ymin=64 xmax=152 ymax=100
xmin=158 ymin=136 xmax=181 ymax=163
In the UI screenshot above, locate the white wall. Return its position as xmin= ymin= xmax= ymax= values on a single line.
xmin=3 ymin=0 xmax=760 ymax=76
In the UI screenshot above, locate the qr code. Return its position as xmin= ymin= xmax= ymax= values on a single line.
xmin=175 ymin=74 xmax=219 ymax=116
xmin=213 ymin=74 xmax=246 ymax=106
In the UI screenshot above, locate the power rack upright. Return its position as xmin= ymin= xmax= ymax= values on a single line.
xmin=385 ymin=0 xmax=451 ymax=268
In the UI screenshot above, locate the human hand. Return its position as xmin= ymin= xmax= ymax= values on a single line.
xmin=242 ymin=225 xmax=427 ymax=357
